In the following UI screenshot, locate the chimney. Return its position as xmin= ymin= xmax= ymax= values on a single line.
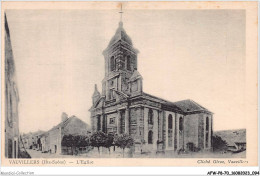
xmin=61 ymin=112 xmax=68 ymax=122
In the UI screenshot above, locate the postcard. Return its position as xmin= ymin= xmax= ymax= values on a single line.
xmin=1 ymin=1 xmax=258 ymax=167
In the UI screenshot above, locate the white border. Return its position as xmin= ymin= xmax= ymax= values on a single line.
xmin=0 ymin=0 xmax=259 ymax=175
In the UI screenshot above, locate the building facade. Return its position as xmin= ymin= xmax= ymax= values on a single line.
xmin=43 ymin=113 xmax=90 ymax=154
xmin=89 ymin=20 xmax=213 ymax=153
xmin=5 ymin=14 xmax=20 ymax=158
xmin=21 ymin=130 xmax=45 ymax=150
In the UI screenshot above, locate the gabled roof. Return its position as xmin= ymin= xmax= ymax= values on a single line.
xmin=49 ymin=117 xmax=72 ymax=132
xmin=129 ymin=70 xmax=142 ymax=82
xmin=49 ymin=116 xmax=90 ymax=132
xmin=171 ymin=99 xmax=211 ymax=113
xmin=214 ymin=129 xmax=246 ymax=146
xmin=108 ymin=22 xmax=133 ymax=47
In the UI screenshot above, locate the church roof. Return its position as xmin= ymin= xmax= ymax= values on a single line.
xmin=108 ymin=22 xmax=133 ymax=47
xmin=141 ymin=93 xmax=211 ymax=114
xmin=129 ymin=70 xmax=142 ymax=81
xmin=142 ymin=92 xmax=168 ymax=103
xmin=142 ymin=92 xmax=183 ymax=113
xmin=171 ymin=99 xmax=210 ymax=113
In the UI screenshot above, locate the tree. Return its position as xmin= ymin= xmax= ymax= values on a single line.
xmin=90 ymin=131 xmax=108 ymax=154
xmin=212 ymin=135 xmax=228 ymax=152
xmin=62 ymin=134 xmax=90 ymax=155
xmin=76 ymin=135 xmax=90 ymax=148
xmin=61 ymin=134 xmax=77 ymax=155
xmin=103 ymin=133 xmax=114 ymax=154
xmin=114 ymin=133 xmax=134 ymax=157
xmin=75 ymin=135 xmax=90 ymax=154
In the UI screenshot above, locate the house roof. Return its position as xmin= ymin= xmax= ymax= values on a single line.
xmin=49 ymin=116 xmax=90 ymax=132
xmin=33 ymin=130 xmax=45 ymax=137
xmin=48 ymin=117 xmax=71 ymax=132
xmin=214 ymin=129 xmax=246 ymax=146
xmin=108 ymin=22 xmax=133 ymax=47
xmin=22 ymin=130 xmax=46 ymax=139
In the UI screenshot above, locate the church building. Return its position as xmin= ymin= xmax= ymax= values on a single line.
xmin=89 ymin=19 xmax=213 ymax=153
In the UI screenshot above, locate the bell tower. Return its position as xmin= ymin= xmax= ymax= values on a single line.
xmin=102 ymin=11 xmax=139 ymax=101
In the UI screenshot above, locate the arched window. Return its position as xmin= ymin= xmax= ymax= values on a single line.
xmin=110 ymin=56 xmax=115 ymax=71
xmin=168 ymin=114 xmax=173 ymax=129
xmin=148 ymin=109 xmax=153 ymax=125
xmin=206 ymin=117 xmax=209 ymax=131
xmin=179 ymin=117 xmax=183 ymax=131
xmin=133 ymin=58 xmax=136 ymax=70
xmin=148 ymin=130 xmax=153 ymax=144
xmin=97 ymin=115 xmax=101 ymax=131
xmin=127 ymin=56 xmax=131 ymax=71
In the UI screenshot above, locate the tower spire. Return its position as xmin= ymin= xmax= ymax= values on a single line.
xmin=119 ymin=3 xmax=123 ymax=25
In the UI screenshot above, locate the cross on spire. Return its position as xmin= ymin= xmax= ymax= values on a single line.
xmin=119 ymin=3 xmax=123 ymax=22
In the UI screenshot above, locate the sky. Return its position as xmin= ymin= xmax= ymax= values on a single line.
xmin=6 ymin=9 xmax=246 ymax=133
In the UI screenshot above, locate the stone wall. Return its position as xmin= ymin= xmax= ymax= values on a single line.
xmin=106 ymin=112 xmax=118 ymax=134
xmin=49 ymin=128 xmax=61 ymax=154
xmin=198 ymin=113 xmax=205 ymax=150
xmin=129 ymin=107 xmax=142 ymax=140
xmin=142 ymin=107 xmax=160 ymax=152
xmin=91 ymin=115 xmax=98 ymax=132
xmin=183 ymin=114 xmax=199 ymax=149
